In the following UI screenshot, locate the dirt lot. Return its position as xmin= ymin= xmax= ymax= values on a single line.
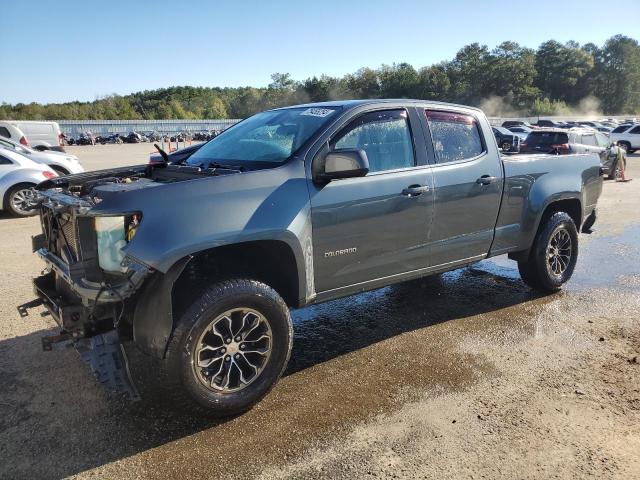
xmin=0 ymin=145 xmax=638 ymax=479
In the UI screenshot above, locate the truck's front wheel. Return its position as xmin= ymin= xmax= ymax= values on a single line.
xmin=518 ymin=212 xmax=578 ymax=292
xmin=161 ymin=279 xmax=293 ymax=416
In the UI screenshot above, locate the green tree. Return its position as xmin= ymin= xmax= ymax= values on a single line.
xmin=535 ymin=40 xmax=595 ymax=103
xmin=592 ymin=35 xmax=640 ymax=113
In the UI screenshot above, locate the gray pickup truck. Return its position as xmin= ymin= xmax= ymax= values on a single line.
xmin=22 ymin=100 xmax=603 ymax=416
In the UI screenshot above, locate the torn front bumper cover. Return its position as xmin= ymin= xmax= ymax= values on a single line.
xmin=19 ymin=247 xmax=151 ymax=334
xmin=35 ymin=247 xmax=151 ymax=306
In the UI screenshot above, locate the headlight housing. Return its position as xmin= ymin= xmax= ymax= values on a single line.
xmin=95 ymin=214 xmax=141 ymax=273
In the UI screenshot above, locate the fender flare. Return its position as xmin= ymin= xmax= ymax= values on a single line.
xmin=132 ymin=256 xmax=191 ymax=358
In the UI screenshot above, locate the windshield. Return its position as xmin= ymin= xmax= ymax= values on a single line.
xmin=186 ymin=106 xmax=341 ymax=168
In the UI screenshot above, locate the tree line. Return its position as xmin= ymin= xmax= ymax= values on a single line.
xmin=2 ymin=34 xmax=639 ymax=121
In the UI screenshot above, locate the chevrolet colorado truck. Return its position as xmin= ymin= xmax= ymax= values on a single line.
xmin=21 ymin=100 xmax=603 ymax=416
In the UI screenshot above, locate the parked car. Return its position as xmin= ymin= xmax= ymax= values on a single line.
xmin=507 ymin=126 xmax=532 ymax=140
xmin=610 ymin=123 xmax=640 ymax=153
xmin=0 ymin=122 xmax=30 ymax=148
xmin=23 ymin=100 xmax=603 ymax=416
xmin=0 ymin=148 xmax=57 ymax=216
xmin=534 ymin=119 xmax=563 ymax=128
xmin=502 ymin=120 xmax=535 ymax=129
xmin=0 ymin=121 xmax=65 ymax=152
xmin=521 ymin=128 xmax=619 ymax=177
xmin=522 ymin=127 xmax=604 ymax=155
xmin=0 ymin=137 xmax=84 ymax=175
xmin=492 ymin=127 xmax=519 ymax=152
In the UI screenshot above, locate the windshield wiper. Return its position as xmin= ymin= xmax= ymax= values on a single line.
xmin=208 ymin=162 xmax=245 ymax=171
xmin=153 ymin=143 xmax=169 ymax=164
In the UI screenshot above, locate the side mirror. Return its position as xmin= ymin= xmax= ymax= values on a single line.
xmin=315 ymin=149 xmax=369 ymax=183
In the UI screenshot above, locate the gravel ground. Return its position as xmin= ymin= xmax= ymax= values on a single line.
xmin=0 ymin=145 xmax=638 ymax=479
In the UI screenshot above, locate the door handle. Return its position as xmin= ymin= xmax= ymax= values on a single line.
xmin=476 ymin=175 xmax=498 ymax=185
xmin=401 ymin=184 xmax=430 ymax=196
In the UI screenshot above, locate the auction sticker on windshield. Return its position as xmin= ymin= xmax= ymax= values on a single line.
xmin=300 ymin=108 xmax=335 ymax=117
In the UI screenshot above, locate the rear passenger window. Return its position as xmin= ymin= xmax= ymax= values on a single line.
xmin=0 ymin=127 xmax=10 ymax=138
xmin=332 ymin=109 xmax=415 ymax=173
xmin=425 ymin=110 xmax=484 ymax=163
xmin=630 ymin=126 xmax=640 ymax=134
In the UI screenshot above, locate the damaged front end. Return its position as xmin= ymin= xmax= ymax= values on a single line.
xmin=19 ymin=173 xmax=153 ymax=399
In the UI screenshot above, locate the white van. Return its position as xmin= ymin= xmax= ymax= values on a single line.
xmin=0 ymin=121 xmax=65 ymax=152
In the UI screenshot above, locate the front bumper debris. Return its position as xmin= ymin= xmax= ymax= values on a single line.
xmin=35 ymin=247 xmax=150 ymax=305
xmin=76 ymin=330 xmax=140 ymax=401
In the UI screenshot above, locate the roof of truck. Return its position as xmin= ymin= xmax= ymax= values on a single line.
xmin=272 ymin=99 xmax=483 ymax=113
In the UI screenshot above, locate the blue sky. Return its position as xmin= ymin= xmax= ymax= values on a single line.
xmin=2 ymin=0 xmax=639 ymax=104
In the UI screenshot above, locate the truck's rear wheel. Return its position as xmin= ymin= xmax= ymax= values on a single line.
xmin=160 ymin=279 xmax=293 ymax=416
xmin=518 ymin=212 xmax=578 ymax=292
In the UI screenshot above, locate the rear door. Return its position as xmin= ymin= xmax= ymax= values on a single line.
xmin=310 ymin=108 xmax=434 ymax=292
xmin=420 ymin=109 xmax=503 ymax=266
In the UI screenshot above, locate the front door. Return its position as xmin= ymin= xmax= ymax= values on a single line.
xmin=309 ymin=109 xmax=434 ymax=293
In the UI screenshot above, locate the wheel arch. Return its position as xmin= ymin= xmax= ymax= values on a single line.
xmin=509 ymin=197 xmax=582 ymax=262
xmin=132 ymin=239 xmax=302 ymax=359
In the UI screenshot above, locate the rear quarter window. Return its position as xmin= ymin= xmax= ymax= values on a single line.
xmin=0 ymin=127 xmax=10 ymax=138
xmin=0 ymin=154 xmax=14 ymax=165
xmin=425 ymin=110 xmax=485 ymax=163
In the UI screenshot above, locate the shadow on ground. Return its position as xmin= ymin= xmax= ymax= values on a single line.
xmin=0 ymin=263 xmax=546 ymax=479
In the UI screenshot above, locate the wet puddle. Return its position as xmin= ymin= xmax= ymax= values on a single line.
xmin=475 ymin=223 xmax=640 ymax=293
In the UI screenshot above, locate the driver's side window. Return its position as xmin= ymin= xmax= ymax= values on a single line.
xmin=331 ymin=109 xmax=415 ymax=173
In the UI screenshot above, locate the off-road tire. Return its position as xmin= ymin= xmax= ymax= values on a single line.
xmin=150 ymin=279 xmax=293 ymax=416
xmin=518 ymin=212 xmax=578 ymax=292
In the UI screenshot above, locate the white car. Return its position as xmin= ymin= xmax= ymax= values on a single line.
xmin=0 ymin=137 xmax=84 ymax=175
xmin=610 ymin=123 xmax=640 ymax=153
xmin=0 ymin=120 xmax=65 ymax=152
xmin=0 ymin=148 xmax=57 ymax=217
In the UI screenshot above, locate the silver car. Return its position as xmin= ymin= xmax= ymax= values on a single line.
xmin=0 ymin=147 xmax=58 ymax=216
xmin=0 ymin=137 xmax=84 ymax=175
